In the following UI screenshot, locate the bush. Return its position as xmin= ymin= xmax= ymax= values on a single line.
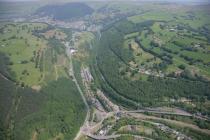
xmin=178 ymin=64 xmax=186 ymax=70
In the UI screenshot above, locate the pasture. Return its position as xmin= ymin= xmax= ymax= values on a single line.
xmin=0 ymin=23 xmax=69 ymax=87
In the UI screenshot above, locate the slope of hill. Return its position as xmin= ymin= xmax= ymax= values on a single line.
xmin=0 ymin=23 xmax=86 ymax=140
xmin=36 ymin=2 xmax=94 ymax=20
xmin=91 ymin=5 xmax=210 ymax=115
xmin=0 ymin=1 xmax=41 ymax=20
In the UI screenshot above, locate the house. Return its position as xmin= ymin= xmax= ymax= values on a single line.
xmin=70 ymin=48 xmax=77 ymax=54
xmin=169 ymin=28 xmax=175 ymax=32
xmin=99 ymin=130 xmax=105 ymax=135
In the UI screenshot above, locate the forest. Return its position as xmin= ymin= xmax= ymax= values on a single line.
xmin=93 ymin=19 xmax=210 ymax=114
xmin=0 ymin=74 xmax=86 ymax=140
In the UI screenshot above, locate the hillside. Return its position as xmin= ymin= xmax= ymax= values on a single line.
xmin=36 ymin=2 xmax=94 ymax=20
xmin=91 ymin=5 xmax=210 ymax=115
xmin=0 ymin=1 xmax=40 ymax=20
xmin=0 ymin=23 xmax=86 ymax=140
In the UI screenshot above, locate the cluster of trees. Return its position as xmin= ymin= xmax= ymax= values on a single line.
xmin=114 ymin=19 xmax=154 ymax=35
xmin=161 ymin=47 xmax=178 ymax=55
xmin=174 ymin=68 xmax=209 ymax=82
xmin=150 ymin=40 xmax=160 ymax=47
xmin=39 ymin=52 xmax=44 ymax=72
xmin=14 ymin=78 xmax=86 ymax=140
xmin=32 ymin=25 xmax=53 ymax=39
xmin=0 ymin=52 xmax=16 ymax=81
xmin=173 ymin=40 xmax=201 ymax=54
xmin=199 ymin=25 xmax=210 ymax=43
xmin=0 ymin=76 xmax=18 ymax=140
xmin=110 ymin=118 xmax=172 ymax=140
xmin=33 ymin=50 xmax=44 ymax=72
xmin=157 ymin=120 xmax=210 ymax=140
xmin=147 ymin=36 xmax=207 ymax=69
xmin=135 ymin=38 xmax=173 ymax=70
xmin=179 ymin=53 xmax=204 ymax=65
xmin=48 ymin=38 xmax=65 ymax=55
xmin=103 ymin=28 xmax=134 ymax=64
xmin=181 ymin=46 xmax=198 ymax=52
xmin=0 ymin=75 xmax=86 ymax=140
xmin=90 ymin=56 xmax=138 ymax=109
xmin=60 ymin=27 xmax=72 ymax=41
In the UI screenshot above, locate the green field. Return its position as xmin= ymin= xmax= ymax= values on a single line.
xmin=0 ymin=23 xmax=70 ymax=87
xmin=0 ymin=23 xmax=86 ymax=140
xmin=0 ymin=23 xmax=48 ymax=86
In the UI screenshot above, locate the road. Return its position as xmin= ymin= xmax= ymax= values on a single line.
xmin=122 ymin=109 xmax=192 ymax=117
xmin=129 ymin=113 xmax=210 ymax=135
xmin=86 ymin=133 xmax=155 ymax=140
xmin=86 ymin=133 xmax=120 ymax=140
xmin=120 ymin=134 xmax=154 ymax=140
xmin=65 ymin=40 xmax=90 ymax=140
xmin=0 ymin=72 xmax=14 ymax=83
xmin=121 ymin=108 xmax=209 ymax=121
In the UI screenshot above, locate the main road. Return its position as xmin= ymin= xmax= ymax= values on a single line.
xmin=65 ymin=40 xmax=90 ymax=140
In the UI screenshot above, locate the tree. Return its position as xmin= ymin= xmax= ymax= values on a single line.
xmin=178 ymin=64 xmax=186 ymax=70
